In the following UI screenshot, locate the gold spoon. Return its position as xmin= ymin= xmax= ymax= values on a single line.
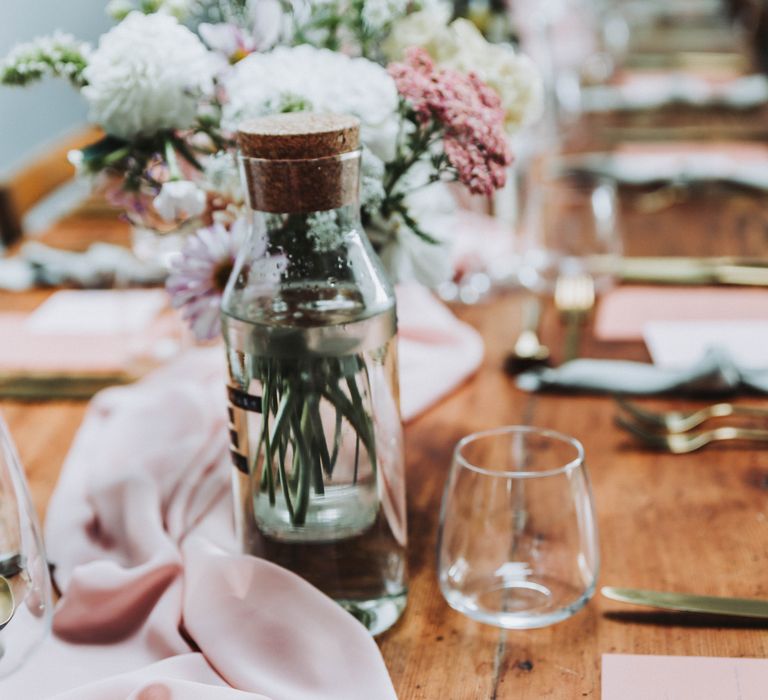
xmin=503 ymin=296 xmax=550 ymax=375
xmin=0 ymin=576 xmax=14 ymax=631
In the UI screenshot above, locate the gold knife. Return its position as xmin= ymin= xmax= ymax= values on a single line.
xmin=0 ymin=372 xmax=134 ymax=400
xmin=602 ymin=586 xmax=768 ymax=619
xmin=618 ymin=257 xmax=768 ymax=286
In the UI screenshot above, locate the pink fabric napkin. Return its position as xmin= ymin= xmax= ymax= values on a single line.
xmin=397 ymin=284 xmax=484 ymax=420
xmin=0 ymin=288 xmax=482 ymax=698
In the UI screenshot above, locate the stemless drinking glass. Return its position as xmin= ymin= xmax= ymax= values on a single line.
xmin=437 ymin=427 xmax=599 ymax=629
xmin=0 ymin=416 xmax=52 ymax=678
xmin=519 ymin=161 xmax=621 ymax=295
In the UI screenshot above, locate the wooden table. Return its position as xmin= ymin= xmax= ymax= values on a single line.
xmin=3 ymin=198 xmax=768 ymax=699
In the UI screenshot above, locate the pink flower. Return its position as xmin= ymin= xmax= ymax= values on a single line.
xmin=388 ymin=47 xmax=512 ymax=196
xmin=199 ymin=3 xmax=282 ymax=64
xmin=166 ymin=222 xmax=241 ymax=340
xmin=166 ymin=218 xmax=286 ymax=340
xmin=199 ymin=23 xmax=258 ymax=63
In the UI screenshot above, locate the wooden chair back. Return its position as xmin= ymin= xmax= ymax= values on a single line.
xmin=0 ymin=125 xmax=103 ymax=246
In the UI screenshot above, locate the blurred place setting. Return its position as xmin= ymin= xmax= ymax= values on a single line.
xmin=3 ymin=0 xmax=768 ymax=698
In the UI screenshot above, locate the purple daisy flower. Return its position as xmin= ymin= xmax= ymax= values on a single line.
xmin=167 ymin=218 xmax=287 ymax=340
xmin=166 ymin=221 xmax=242 ymax=340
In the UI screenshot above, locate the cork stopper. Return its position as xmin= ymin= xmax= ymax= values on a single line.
xmin=237 ymin=113 xmax=362 ymax=213
xmin=238 ymin=113 xmax=360 ymax=160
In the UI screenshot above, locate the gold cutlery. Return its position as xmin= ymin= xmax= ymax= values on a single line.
xmin=602 ymin=587 xmax=768 ymax=619
xmin=554 ymin=274 xmax=595 ymax=363
xmin=503 ymin=296 xmax=550 ymax=375
xmin=625 ymin=51 xmax=747 ymax=72
xmin=615 ymin=415 xmax=768 ymax=453
xmin=616 ymin=398 xmax=768 ymax=433
xmin=618 ymin=256 xmax=768 ymax=286
xmin=0 ymin=576 xmax=14 ymax=631
xmin=0 ymin=373 xmax=133 ymax=400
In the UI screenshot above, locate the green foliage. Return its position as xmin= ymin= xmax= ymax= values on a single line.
xmin=289 ymin=0 xmax=427 ymax=60
xmin=76 ymin=131 xmax=213 ymax=191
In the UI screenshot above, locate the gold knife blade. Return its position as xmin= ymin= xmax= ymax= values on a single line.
xmin=618 ymin=257 xmax=768 ymax=286
xmin=602 ymin=586 xmax=768 ymax=618
xmin=0 ymin=373 xmax=134 ymax=400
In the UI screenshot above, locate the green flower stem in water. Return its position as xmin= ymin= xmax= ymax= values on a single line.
xmin=252 ymin=354 xmax=377 ymax=527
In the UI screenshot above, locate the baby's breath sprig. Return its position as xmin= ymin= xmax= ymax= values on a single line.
xmin=0 ymin=32 xmax=90 ymax=89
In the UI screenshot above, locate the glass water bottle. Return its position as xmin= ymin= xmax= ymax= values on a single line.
xmin=221 ymin=113 xmax=407 ymax=634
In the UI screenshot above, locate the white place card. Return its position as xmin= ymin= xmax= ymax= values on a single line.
xmin=643 ymin=319 xmax=768 ymax=370
xmin=25 ymin=290 xmax=167 ymax=335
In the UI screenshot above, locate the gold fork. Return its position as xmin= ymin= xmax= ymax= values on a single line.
xmin=554 ymin=273 xmax=595 ymax=362
xmin=615 ymin=415 xmax=768 ymax=453
xmin=616 ymin=398 xmax=768 ymax=433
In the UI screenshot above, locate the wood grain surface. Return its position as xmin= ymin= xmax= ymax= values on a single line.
xmin=3 ymin=172 xmax=768 ymax=699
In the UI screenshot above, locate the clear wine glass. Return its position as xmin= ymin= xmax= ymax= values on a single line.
xmin=519 ymin=159 xmax=622 ymax=295
xmin=0 ymin=415 xmax=52 ymax=678
xmin=437 ymin=426 xmax=599 ymax=629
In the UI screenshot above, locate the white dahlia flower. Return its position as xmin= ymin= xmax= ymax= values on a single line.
xmin=381 ymin=5 xmax=452 ymax=62
xmin=222 ymin=45 xmax=399 ymax=162
xmin=82 ymin=12 xmax=217 ymax=139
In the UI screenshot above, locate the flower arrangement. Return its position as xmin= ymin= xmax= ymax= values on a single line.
xmin=1 ymin=0 xmax=542 ymax=338
xmin=1 ymin=11 xmax=227 ymax=238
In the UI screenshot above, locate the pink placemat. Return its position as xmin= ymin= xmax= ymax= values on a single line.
xmin=595 ymin=286 xmax=768 ymax=341
xmin=0 ymin=313 xmax=180 ymax=375
xmin=603 ymin=654 xmax=768 ymax=700
xmin=0 ymin=290 xmax=181 ymax=377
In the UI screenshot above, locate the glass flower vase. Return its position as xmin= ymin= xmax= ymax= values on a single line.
xmin=221 ymin=113 xmax=407 ymax=635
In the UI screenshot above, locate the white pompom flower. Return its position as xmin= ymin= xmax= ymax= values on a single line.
xmin=222 ymin=45 xmax=399 ymax=162
xmin=82 ymin=12 xmax=217 ymax=139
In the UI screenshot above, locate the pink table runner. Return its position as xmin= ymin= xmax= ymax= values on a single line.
xmin=0 ymin=287 xmax=482 ymax=698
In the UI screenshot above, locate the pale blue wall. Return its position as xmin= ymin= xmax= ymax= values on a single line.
xmin=0 ymin=0 xmax=112 ymax=174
